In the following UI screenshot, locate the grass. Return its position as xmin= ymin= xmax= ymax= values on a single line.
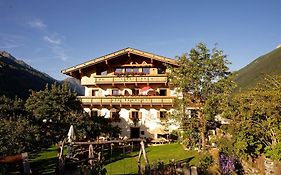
xmin=1 ymin=147 xmax=59 ymax=175
xmin=31 ymin=147 xmax=58 ymax=161
xmin=105 ymin=143 xmax=198 ymax=174
xmin=27 ymin=143 xmax=198 ymax=174
xmin=30 ymin=147 xmax=59 ymax=175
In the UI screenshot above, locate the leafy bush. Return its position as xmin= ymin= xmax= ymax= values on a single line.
xmin=194 ymin=151 xmax=214 ymax=174
xmin=0 ymin=117 xmax=39 ymax=157
xmin=265 ymin=142 xmax=281 ymax=161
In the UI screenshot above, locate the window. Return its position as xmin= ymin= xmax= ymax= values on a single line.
xmin=141 ymin=131 xmax=145 ymax=135
xmin=142 ymin=67 xmax=150 ymax=74
xmin=132 ymin=89 xmax=139 ymax=96
xmin=132 ymin=111 xmax=139 ymax=119
xmin=133 ymin=68 xmax=139 ymax=73
xmin=125 ymin=68 xmax=133 ymax=73
xmin=101 ymin=70 xmax=107 ymax=75
xmin=130 ymin=111 xmax=141 ymax=126
xmin=112 ymin=89 xmax=119 ymax=96
xmin=111 ymin=111 xmax=120 ymax=122
xmin=90 ymin=110 xmax=98 ymax=117
xmin=159 ymin=89 xmax=167 ymax=96
xmin=124 ymin=90 xmax=130 ymax=96
xmin=115 ymin=68 xmax=122 ymax=73
xmin=157 ymin=67 xmax=166 ymax=74
xmin=97 ymin=68 xmax=107 ymax=75
xmin=91 ymin=89 xmax=98 ymax=96
xmin=160 ymin=111 xmax=167 ymax=119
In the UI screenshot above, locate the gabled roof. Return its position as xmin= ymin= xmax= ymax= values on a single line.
xmin=61 ymin=47 xmax=178 ymax=75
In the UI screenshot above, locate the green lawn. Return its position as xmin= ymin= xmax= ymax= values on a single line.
xmin=28 ymin=143 xmax=197 ymax=174
xmin=106 ymin=143 xmax=198 ymax=174
xmin=30 ymin=147 xmax=58 ymax=175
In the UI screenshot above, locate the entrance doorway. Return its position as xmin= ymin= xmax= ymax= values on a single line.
xmin=130 ymin=127 xmax=140 ymax=138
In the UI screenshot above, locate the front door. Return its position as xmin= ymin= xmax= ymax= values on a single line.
xmin=130 ymin=127 xmax=140 ymax=138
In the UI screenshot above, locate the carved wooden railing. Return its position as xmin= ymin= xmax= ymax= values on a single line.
xmin=81 ymin=75 xmax=167 ymax=85
xmin=78 ymin=96 xmax=175 ymax=107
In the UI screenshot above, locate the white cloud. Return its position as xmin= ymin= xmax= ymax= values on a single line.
xmin=28 ymin=19 xmax=47 ymax=29
xmin=46 ymin=45 xmax=68 ymax=61
xmin=51 ymin=46 xmax=68 ymax=61
xmin=43 ymin=36 xmax=61 ymax=45
xmin=43 ymin=35 xmax=68 ymax=61
xmin=56 ymin=50 xmax=68 ymax=61
xmin=27 ymin=18 xmax=69 ymax=62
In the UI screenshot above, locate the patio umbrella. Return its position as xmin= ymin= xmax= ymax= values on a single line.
xmin=140 ymin=86 xmax=154 ymax=95
xmin=88 ymin=144 xmax=94 ymax=165
xmin=149 ymin=128 xmax=167 ymax=135
xmin=149 ymin=127 xmax=168 ymax=139
xmin=67 ymin=125 xmax=76 ymax=143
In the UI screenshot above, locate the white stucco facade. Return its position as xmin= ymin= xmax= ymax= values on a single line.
xmin=84 ymin=106 xmax=179 ymax=138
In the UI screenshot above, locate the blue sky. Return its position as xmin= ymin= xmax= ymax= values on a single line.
xmin=0 ymin=0 xmax=281 ymax=80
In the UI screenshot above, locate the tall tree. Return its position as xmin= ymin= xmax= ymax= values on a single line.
xmin=0 ymin=96 xmax=27 ymax=120
xmin=25 ymin=83 xmax=83 ymax=145
xmin=0 ymin=118 xmax=39 ymax=157
xmin=168 ymin=43 xmax=234 ymax=150
xmin=0 ymin=96 xmax=39 ymax=157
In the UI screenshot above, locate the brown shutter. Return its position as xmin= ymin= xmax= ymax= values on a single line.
xmin=129 ymin=111 xmax=132 ymax=119
xmin=167 ymin=89 xmax=170 ymax=96
xmin=157 ymin=111 xmax=160 ymax=119
xmin=138 ymin=111 xmax=142 ymax=119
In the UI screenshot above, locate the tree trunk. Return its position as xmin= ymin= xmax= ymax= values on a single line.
xmin=200 ymin=130 xmax=206 ymax=150
xmin=198 ymin=111 xmax=206 ymax=150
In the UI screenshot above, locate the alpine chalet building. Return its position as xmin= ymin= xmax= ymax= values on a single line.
xmin=61 ymin=48 xmax=180 ymax=139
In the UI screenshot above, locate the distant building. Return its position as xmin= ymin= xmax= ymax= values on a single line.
xmin=61 ymin=48 xmax=181 ymax=139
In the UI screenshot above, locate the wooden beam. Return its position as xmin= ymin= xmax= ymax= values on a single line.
xmin=68 ymin=138 xmax=142 ymax=145
xmin=0 ymin=153 xmax=28 ymax=164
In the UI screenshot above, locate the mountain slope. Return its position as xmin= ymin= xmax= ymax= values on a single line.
xmin=0 ymin=51 xmax=57 ymax=99
xmin=234 ymin=46 xmax=281 ymax=92
xmin=63 ymin=77 xmax=85 ymax=96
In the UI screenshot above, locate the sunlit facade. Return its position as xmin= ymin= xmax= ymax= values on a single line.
xmin=62 ymin=48 xmax=180 ymax=138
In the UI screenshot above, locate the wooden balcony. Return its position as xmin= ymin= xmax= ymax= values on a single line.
xmin=79 ymin=96 xmax=175 ymax=107
xmin=81 ymin=75 xmax=167 ymax=86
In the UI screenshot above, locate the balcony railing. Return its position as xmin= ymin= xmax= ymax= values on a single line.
xmin=81 ymin=75 xmax=167 ymax=85
xmin=78 ymin=96 xmax=175 ymax=107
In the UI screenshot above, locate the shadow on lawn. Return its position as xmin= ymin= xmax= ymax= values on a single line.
xmin=30 ymin=157 xmax=57 ymax=175
xmin=103 ymin=144 xmax=146 ymax=164
xmin=105 ymin=150 xmax=151 ymax=165
xmin=29 ymin=147 xmax=58 ymax=160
